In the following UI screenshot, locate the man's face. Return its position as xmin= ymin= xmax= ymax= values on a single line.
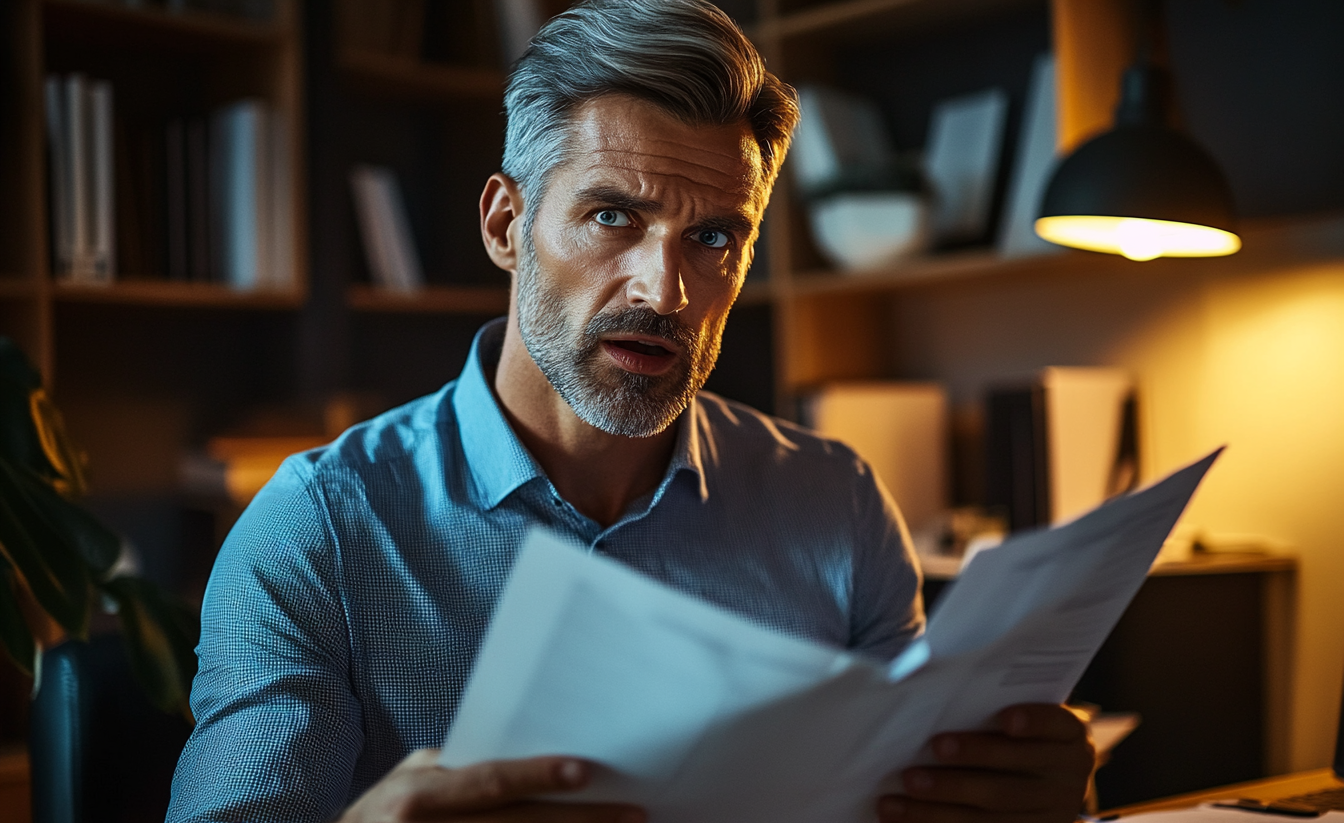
xmin=515 ymin=94 xmax=767 ymax=438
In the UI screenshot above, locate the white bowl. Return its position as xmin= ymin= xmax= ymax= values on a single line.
xmin=808 ymin=192 xmax=930 ymax=271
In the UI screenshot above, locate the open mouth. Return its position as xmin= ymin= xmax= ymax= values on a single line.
xmin=609 ymin=339 xmax=671 ymax=357
xmin=600 ymin=337 xmax=679 ymax=376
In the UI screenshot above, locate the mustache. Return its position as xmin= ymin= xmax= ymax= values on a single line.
xmin=583 ymin=308 xmax=697 ymax=352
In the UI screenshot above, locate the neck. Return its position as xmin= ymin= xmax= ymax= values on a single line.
xmin=492 ymin=312 xmax=680 ymax=528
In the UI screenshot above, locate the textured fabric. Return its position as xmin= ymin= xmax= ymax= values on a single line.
xmin=167 ymin=318 xmax=925 ymax=823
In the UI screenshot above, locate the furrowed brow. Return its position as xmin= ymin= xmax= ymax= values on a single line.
xmin=697 ymin=213 xmax=756 ymax=238
xmin=575 ymin=186 xmax=662 ymax=215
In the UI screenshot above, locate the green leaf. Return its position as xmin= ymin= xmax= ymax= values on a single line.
xmin=0 ymin=562 xmax=35 ymax=675
xmin=0 ymin=339 xmax=57 ymax=478
xmin=0 ymin=459 xmax=91 ymax=637
xmin=18 ymin=472 xmax=121 ymax=574
xmin=103 ymin=576 xmax=198 ymax=718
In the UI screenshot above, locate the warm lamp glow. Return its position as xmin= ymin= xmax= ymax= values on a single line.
xmin=1034 ymin=215 xmax=1241 ymax=261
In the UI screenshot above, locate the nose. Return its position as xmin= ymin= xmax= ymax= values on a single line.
xmin=626 ymin=236 xmax=689 ymax=315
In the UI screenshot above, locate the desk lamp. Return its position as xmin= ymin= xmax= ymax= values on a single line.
xmin=1034 ymin=61 xmax=1240 ymax=261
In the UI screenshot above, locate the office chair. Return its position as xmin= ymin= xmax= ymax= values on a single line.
xmin=29 ymin=634 xmax=193 ymax=823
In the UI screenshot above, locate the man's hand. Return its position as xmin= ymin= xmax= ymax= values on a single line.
xmin=338 ymin=749 xmax=646 ymax=822
xmin=878 ymin=704 xmax=1095 ymax=823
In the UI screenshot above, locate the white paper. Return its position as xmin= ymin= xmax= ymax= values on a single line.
xmin=442 ymin=449 xmax=1222 ymax=822
xmin=1118 ymin=808 xmax=1344 ymax=823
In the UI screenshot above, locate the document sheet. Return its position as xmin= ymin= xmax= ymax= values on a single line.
xmin=441 ymin=449 xmax=1223 ymax=822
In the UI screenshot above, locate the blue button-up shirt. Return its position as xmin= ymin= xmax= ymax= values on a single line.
xmin=167 ymin=318 xmax=924 ymax=822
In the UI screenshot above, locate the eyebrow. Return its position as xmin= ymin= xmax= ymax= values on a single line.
xmin=575 ymin=185 xmax=756 ymax=238
xmin=575 ymin=186 xmax=662 ymax=215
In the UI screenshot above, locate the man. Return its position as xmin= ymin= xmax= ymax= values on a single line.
xmin=168 ymin=1 xmax=1095 ymax=821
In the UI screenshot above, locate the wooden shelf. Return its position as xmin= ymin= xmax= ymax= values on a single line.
xmin=337 ymin=49 xmax=504 ymax=101
xmin=52 ymin=280 xmax=304 ymax=309
xmin=786 ymin=211 xmax=1344 ymax=299
xmin=348 ymin=283 xmax=509 ymax=315
xmin=759 ymin=0 xmax=1039 ymax=42
xmin=42 ymin=0 xmax=288 ymax=55
xmin=0 ymin=278 xmax=37 ymax=299
xmin=923 ymin=550 xmax=1295 ymax=582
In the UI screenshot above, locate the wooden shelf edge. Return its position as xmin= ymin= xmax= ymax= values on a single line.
xmin=337 ymin=49 xmax=504 ymax=100
xmin=43 ymin=0 xmax=289 ymax=46
xmin=787 ymin=210 xmax=1344 ymax=298
xmin=759 ymin=0 xmax=1037 ymax=42
xmin=348 ymin=284 xmax=510 ymax=315
xmin=53 ymin=281 xmax=305 ymax=309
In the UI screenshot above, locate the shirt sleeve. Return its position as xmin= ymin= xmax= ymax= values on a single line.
xmin=167 ymin=457 xmax=364 ymax=823
xmin=847 ymin=459 xmax=926 ymax=661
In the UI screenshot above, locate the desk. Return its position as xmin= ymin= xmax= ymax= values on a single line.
xmin=922 ymin=552 xmax=1298 ymax=808
xmin=1104 ymin=768 xmax=1341 ymax=817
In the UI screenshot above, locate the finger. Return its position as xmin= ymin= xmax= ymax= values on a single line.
xmin=402 ymin=748 xmax=443 ymax=768
xmin=480 ymin=800 xmax=646 ymax=823
xmin=413 ymin=756 xmax=594 ymax=814
xmin=898 ymin=767 xmax=1071 ymax=813
xmin=927 ymin=731 xmax=1096 ymax=776
xmin=876 ymin=795 xmax=1054 ymax=823
xmin=995 ymin=704 xmax=1090 ymax=741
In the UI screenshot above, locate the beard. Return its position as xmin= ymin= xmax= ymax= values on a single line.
xmin=515 ymin=237 xmax=725 ymax=438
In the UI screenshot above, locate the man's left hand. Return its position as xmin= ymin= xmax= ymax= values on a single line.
xmin=877 ymin=703 xmax=1096 ymax=823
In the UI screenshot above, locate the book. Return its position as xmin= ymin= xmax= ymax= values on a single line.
xmin=925 ymin=88 xmax=1009 ymax=245
xmin=791 ymin=85 xmax=896 ymax=197
xmin=43 ymin=76 xmax=72 ymax=278
xmin=349 ymin=165 xmax=424 ymax=292
xmin=45 ymin=74 xmax=116 ymax=284
xmin=89 ymin=79 xmax=115 ymax=283
xmin=65 ymin=74 xmax=91 ymax=281
xmin=803 ymin=382 xmax=949 ymax=533
xmin=999 ymin=54 xmax=1066 ymax=259
xmin=985 ymin=367 xmax=1138 ymax=531
xmin=210 ymin=99 xmax=292 ymax=290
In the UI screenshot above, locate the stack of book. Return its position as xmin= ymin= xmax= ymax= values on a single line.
xmin=45 ymin=74 xmax=115 ymax=285
xmin=43 ymin=80 xmax=295 ymax=290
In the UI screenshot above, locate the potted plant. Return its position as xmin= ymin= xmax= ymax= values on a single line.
xmin=0 ymin=337 xmax=197 ymax=716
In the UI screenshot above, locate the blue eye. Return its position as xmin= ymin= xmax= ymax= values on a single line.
xmin=697 ymin=230 xmax=729 ymax=249
xmin=595 ymin=209 xmax=631 ymax=227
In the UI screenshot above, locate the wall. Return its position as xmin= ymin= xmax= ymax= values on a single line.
xmin=888 ymin=219 xmax=1344 ymax=773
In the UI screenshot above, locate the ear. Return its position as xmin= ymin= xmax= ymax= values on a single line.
xmin=480 ymin=173 xmax=525 ymax=274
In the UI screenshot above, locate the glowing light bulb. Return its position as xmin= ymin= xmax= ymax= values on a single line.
xmin=1034 ymin=215 xmax=1241 ymax=260
xmin=1115 ymin=219 xmax=1163 ymax=261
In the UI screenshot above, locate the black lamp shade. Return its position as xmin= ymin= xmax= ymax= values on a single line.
xmin=1039 ymin=124 xmax=1237 ymax=232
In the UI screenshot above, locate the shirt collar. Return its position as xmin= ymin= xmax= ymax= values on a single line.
xmin=452 ymin=319 xmax=545 ymax=510
xmin=451 ymin=318 xmax=710 ymax=510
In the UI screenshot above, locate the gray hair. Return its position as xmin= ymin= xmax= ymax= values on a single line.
xmin=501 ymin=0 xmax=799 ymax=209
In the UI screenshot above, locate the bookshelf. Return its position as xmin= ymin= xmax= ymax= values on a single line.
xmin=2 ymin=0 xmax=308 ymax=374
xmin=0 ymin=0 xmax=1339 ymax=792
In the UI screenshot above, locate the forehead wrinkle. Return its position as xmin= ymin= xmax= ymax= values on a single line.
xmin=587 ymin=164 xmax=758 ymax=202
xmin=594 ymin=133 xmax=751 ymax=163
xmin=588 ymin=145 xmax=758 ymax=186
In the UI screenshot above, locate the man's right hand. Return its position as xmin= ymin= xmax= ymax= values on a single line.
xmin=338 ymin=749 xmax=646 ymax=822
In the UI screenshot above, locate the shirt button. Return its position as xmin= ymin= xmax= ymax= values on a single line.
xmin=552 ymin=498 xmax=563 ymax=507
